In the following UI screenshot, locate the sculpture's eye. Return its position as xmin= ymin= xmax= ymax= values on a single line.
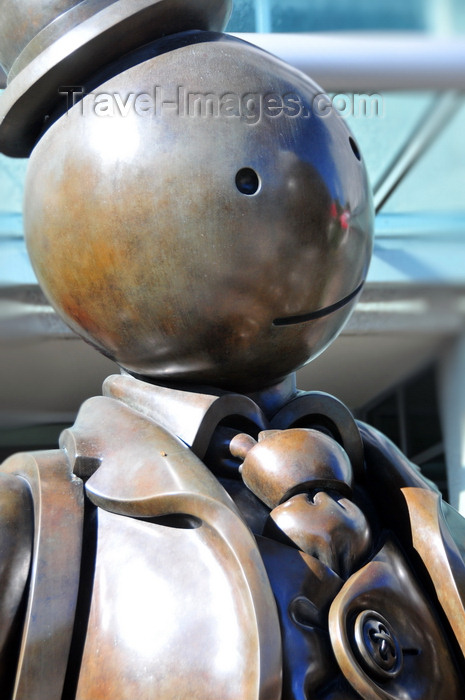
xmin=236 ymin=167 xmax=260 ymax=195
xmin=349 ymin=137 xmax=361 ymax=161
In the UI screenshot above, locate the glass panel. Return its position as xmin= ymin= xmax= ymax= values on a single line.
xmin=384 ymin=99 xmax=465 ymax=213
xmin=366 ymin=393 xmax=401 ymax=448
xmin=419 ymin=452 xmax=448 ymax=501
xmin=442 ymin=500 xmax=465 ymax=562
xmin=0 ymin=424 xmax=70 ymax=463
xmin=4 ymin=93 xmax=463 ymax=232
xmin=270 ymin=0 xmax=428 ymax=33
xmin=226 ymin=0 xmax=256 ymax=32
xmin=404 ymin=368 xmax=443 ymax=458
xmin=227 ymin=0 xmax=465 ymax=34
xmin=0 ymin=93 xmax=26 ymax=244
xmin=344 ymin=92 xmax=435 ymax=190
xmin=0 ymin=152 xmax=27 ymax=219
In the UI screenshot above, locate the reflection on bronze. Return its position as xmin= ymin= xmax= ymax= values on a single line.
xmin=75 ymin=507 xmax=277 ymax=700
xmin=20 ymin=30 xmax=372 ymax=391
xmin=1 ymin=0 xmax=465 ymax=698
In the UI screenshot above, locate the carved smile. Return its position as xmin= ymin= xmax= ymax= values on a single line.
xmin=272 ymin=280 xmax=365 ymax=326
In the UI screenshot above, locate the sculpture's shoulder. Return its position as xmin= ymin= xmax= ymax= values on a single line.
xmin=0 ymin=469 xmax=33 ymax=694
xmin=356 ymin=418 xmax=443 ymax=520
xmin=358 ymin=419 xmax=437 ymax=484
xmin=0 ymin=391 xmax=281 ymax=700
xmin=61 ymin=393 xmax=282 ymax=700
xmin=0 ymin=447 xmax=83 ymax=700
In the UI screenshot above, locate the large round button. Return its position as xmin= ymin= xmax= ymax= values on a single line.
xmin=353 ymin=610 xmax=403 ymax=680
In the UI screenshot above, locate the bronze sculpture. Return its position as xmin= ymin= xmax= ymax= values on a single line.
xmin=1 ymin=1 xmax=465 ymax=698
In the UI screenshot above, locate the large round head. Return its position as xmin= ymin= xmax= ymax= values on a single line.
xmin=24 ymin=32 xmax=373 ymax=391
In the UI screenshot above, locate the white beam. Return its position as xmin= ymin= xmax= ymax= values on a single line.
xmin=235 ymin=33 xmax=465 ymax=91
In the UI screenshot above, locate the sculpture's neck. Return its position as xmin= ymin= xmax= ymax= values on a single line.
xmin=103 ymin=372 xmax=299 ymax=455
xmin=244 ymin=373 xmax=298 ymax=419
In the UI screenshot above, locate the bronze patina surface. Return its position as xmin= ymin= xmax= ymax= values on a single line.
xmin=1 ymin=0 xmax=465 ymax=697
xmin=62 ymin=393 xmax=282 ymax=699
xmin=269 ymin=492 xmax=372 ymax=578
xmin=0 ymin=474 xmax=33 ymax=696
xmin=329 ymin=540 xmax=463 ymax=699
xmin=23 ymin=32 xmax=372 ymax=391
xmin=0 ymin=0 xmax=232 ymax=156
xmin=230 ymin=428 xmax=354 ymax=506
xmin=1 ymin=450 xmax=83 ymax=700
